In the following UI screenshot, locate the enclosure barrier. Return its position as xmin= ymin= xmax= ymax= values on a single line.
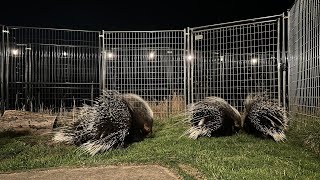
xmin=288 ymin=0 xmax=320 ymax=120
xmin=1 ymin=27 xmax=101 ymax=112
xmin=190 ymin=15 xmax=285 ymax=111
xmin=0 ymin=21 xmax=287 ymax=117
xmin=101 ymin=30 xmax=187 ymax=118
xmin=1 ymin=0 xmax=318 ymax=119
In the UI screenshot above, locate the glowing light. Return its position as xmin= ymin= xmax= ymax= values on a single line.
xmin=251 ymin=58 xmax=258 ymax=65
xmin=187 ymin=55 xmax=193 ymax=61
xmin=149 ymin=52 xmax=155 ymax=59
xmin=11 ymin=49 xmax=18 ymax=56
xmin=62 ymin=51 xmax=68 ymax=56
xmin=108 ymin=52 xmax=113 ymax=58
xmin=220 ymin=56 xmax=224 ymax=62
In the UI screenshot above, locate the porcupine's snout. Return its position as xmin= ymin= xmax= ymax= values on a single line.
xmin=142 ymin=118 xmax=153 ymax=137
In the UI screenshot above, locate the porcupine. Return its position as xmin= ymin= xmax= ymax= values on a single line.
xmin=184 ymin=96 xmax=242 ymax=139
xmin=242 ymin=93 xmax=289 ymax=142
xmin=122 ymin=93 xmax=154 ymax=143
xmin=53 ymin=91 xmax=153 ymax=155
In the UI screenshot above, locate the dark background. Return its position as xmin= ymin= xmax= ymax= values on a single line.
xmin=0 ymin=0 xmax=295 ymax=30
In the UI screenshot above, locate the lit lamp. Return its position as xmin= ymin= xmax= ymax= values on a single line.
xmin=11 ymin=49 xmax=18 ymax=56
xmin=251 ymin=58 xmax=258 ymax=65
xmin=108 ymin=52 xmax=113 ymax=58
xmin=149 ymin=52 xmax=155 ymax=59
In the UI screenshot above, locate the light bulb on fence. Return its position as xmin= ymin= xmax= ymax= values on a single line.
xmin=108 ymin=52 xmax=113 ymax=58
xmin=149 ymin=52 xmax=155 ymax=59
xmin=251 ymin=58 xmax=258 ymax=65
xmin=11 ymin=49 xmax=18 ymax=56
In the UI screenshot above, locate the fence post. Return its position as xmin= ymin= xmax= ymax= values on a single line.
xmin=186 ymin=27 xmax=193 ymax=105
xmin=282 ymin=13 xmax=288 ymax=110
xmin=99 ymin=30 xmax=105 ymax=93
xmin=0 ymin=26 xmax=4 ymax=115
xmin=91 ymin=81 xmax=94 ymax=106
xmin=5 ymin=26 xmax=9 ymax=111
xmin=277 ymin=17 xmax=282 ymax=105
xmin=287 ymin=10 xmax=291 ymax=112
xmin=183 ymin=28 xmax=187 ymax=110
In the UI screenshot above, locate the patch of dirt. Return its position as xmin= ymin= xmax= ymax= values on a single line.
xmin=0 ymin=110 xmax=57 ymax=135
xmin=0 ymin=165 xmax=180 ymax=180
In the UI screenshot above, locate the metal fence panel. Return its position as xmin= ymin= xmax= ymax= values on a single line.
xmin=0 ymin=14 xmax=294 ymax=117
xmin=288 ymin=0 xmax=320 ymax=119
xmin=102 ymin=30 xmax=186 ymax=118
xmin=191 ymin=16 xmax=284 ymax=111
xmin=6 ymin=27 xmax=101 ymax=111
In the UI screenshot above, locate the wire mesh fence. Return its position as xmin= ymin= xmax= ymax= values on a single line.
xmin=288 ymin=0 xmax=320 ymax=119
xmin=0 ymin=0 xmax=319 ymax=120
xmin=4 ymin=27 xmax=101 ymax=112
xmin=190 ymin=16 xmax=284 ymax=111
xmin=101 ymin=30 xmax=186 ymax=118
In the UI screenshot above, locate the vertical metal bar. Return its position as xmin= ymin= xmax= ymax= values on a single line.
xmin=5 ymin=26 xmax=9 ymax=109
xmin=287 ymin=10 xmax=291 ymax=112
xmin=91 ymin=81 xmax=94 ymax=106
xmin=0 ymin=26 xmax=4 ymax=114
xmin=101 ymin=30 xmax=105 ymax=91
xmin=183 ymin=28 xmax=187 ymax=109
xmin=97 ymin=31 xmax=104 ymax=94
xmin=277 ymin=18 xmax=281 ymax=104
xmin=282 ymin=13 xmax=287 ymax=109
xmin=190 ymin=28 xmax=194 ymax=104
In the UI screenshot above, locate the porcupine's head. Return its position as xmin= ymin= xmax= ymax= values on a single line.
xmin=122 ymin=93 xmax=154 ymax=140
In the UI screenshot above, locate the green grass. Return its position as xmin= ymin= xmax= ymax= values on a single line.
xmin=0 ymin=117 xmax=320 ymax=179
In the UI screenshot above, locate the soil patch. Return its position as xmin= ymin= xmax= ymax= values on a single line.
xmin=0 ymin=165 xmax=180 ymax=180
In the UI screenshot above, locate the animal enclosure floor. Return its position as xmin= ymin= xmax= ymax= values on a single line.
xmin=0 ymin=165 xmax=180 ymax=180
xmin=0 ymin=110 xmax=57 ymax=135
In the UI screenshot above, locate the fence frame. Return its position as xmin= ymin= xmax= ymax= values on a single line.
xmin=0 ymin=13 xmax=293 ymax=117
xmin=189 ymin=15 xmax=286 ymax=110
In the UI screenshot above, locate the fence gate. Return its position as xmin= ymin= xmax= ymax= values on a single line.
xmin=189 ymin=15 xmax=286 ymax=111
xmin=101 ymin=30 xmax=187 ymax=118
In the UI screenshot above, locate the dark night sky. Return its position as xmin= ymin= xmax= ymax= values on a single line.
xmin=0 ymin=0 xmax=296 ymax=31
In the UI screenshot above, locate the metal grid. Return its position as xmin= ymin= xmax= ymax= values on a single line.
xmin=190 ymin=16 xmax=284 ymax=111
xmin=288 ymin=0 xmax=320 ymax=119
xmin=102 ymin=30 xmax=186 ymax=117
xmin=4 ymin=27 xmax=101 ymax=111
xmin=0 ymin=14 xmax=294 ymax=116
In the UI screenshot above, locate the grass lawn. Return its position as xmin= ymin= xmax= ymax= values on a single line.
xmin=0 ymin=116 xmax=319 ymax=179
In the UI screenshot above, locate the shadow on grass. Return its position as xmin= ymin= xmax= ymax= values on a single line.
xmin=0 ymin=129 xmax=31 ymax=138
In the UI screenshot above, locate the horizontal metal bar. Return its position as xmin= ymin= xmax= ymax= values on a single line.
xmin=28 ymin=43 xmax=99 ymax=48
xmin=8 ymin=26 xmax=100 ymax=33
xmin=10 ymin=82 xmax=100 ymax=85
xmin=192 ymin=19 xmax=278 ymax=33
xmin=104 ymin=30 xmax=185 ymax=33
xmin=192 ymin=14 xmax=282 ymax=31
